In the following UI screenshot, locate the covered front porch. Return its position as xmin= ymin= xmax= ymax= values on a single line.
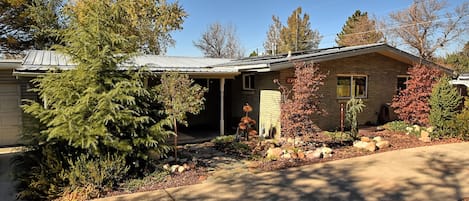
xmin=14 ymin=50 xmax=240 ymax=143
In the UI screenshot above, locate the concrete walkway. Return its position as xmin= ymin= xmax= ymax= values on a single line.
xmin=0 ymin=147 xmax=23 ymax=201
xmin=96 ymin=142 xmax=469 ymax=201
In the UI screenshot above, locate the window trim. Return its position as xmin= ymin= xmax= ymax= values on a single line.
xmin=336 ymin=74 xmax=368 ymax=99
xmin=242 ymin=73 xmax=256 ymax=90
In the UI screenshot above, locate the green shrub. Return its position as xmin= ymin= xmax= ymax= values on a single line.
xmin=324 ymin=131 xmax=354 ymax=141
xmin=211 ymin=135 xmax=236 ymax=144
xmin=383 ymin=121 xmax=412 ymax=132
xmin=120 ymin=169 xmax=169 ymax=192
xmin=452 ymin=98 xmax=469 ymax=140
xmin=63 ymin=153 xmax=129 ymax=199
xmin=429 ymin=76 xmax=462 ymax=138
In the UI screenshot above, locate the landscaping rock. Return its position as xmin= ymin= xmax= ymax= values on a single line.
xmin=266 ymin=147 xmax=283 ymax=160
xmin=361 ymin=136 xmax=371 ymax=142
xmin=419 ymin=131 xmax=431 ymax=143
xmin=305 ymin=150 xmax=319 ymax=159
xmin=163 ymin=164 xmax=170 ymax=171
xmin=321 ymin=147 xmax=333 ymax=158
xmin=183 ymin=163 xmax=190 ymax=170
xmin=297 ymin=151 xmax=305 ymax=159
xmin=312 ymin=149 xmax=323 ymax=158
xmin=282 ymin=152 xmax=292 ymax=159
xmin=353 ymin=140 xmax=377 ymax=152
xmin=373 ymin=136 xmax=383 ymax=142
xmin=290 ymin=152 xmax=298 ymax=159
xmin=170 ymin=165 xmax=180 ymax=173
xmin=366 ymin=141 xmax=377 ymax=152
xmin=177 ymin=166 xmax=185 ymax=173
xmin=376 ymin=140 xmax=390 ymax=149
xmin=353 ymin=141 xmax=369 ymax=149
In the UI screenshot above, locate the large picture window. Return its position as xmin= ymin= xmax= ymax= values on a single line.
xmin=337 ymin=75 xmax=368 ymax=98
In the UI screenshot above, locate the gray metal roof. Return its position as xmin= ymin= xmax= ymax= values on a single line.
xmin=17 ymin=50 xmax=235 ymax=73
xmin=214 ymin=43 xmax=451 ymax=73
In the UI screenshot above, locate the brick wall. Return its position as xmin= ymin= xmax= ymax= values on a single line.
xmin=279 ymin=53 xmax=410 ymax=130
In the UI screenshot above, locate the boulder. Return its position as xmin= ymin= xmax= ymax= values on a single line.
xmin=376 ymin=140 xmax=390 ymax=149
xmin=170 ymin=165 xmax=180 ymax=173
xmin=366 ymin=141 xmax=377 ymax=152
xmin=282 ymin=152 xmax=292 ymax=159
xmin=297 ymin=151 xmax=305 ymax=159
xmin=312 ymin=149 xmax=323 ymax=158
xmin=373 ymin=136 xmax=383 ymax=142
xmin=321 ymin=147 xmax=333 ymax=158
xmin=419 ymin=131 xmax=431 ymax=143
xmin=183 ymin=163 xmax=190 ymax=170
xmin=361 ymin=137 xmax=371 ymax=142
xmin=266 ymin=147 xmax=283 ymax=160
xmin=163 ymin=164 xmax=170 ymax=171
xmin=290 ymin=152 xmax=298 ymax=159
xmin=353 ymin=141 xmax=369 ymax=149
xmin=305 ymin=150 xmax=320 ymax=159
xmin=177 ymin=166 xmax=185 ymax=173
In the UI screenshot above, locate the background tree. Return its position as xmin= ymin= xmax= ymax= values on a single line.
xmin=391 ymin=64 xmax=443 ymax=126
xmin=15 ymin=0 xmax=186 ymax=199
xmin=384 ymin=0 xmax=468 ymax=60
xmin=193 ymin=22 xmax=244 ymax=58
xmin=155 ymin=72 xmax=206 ymax=159
xmin=336 ymin=10 xmax=383 ymax=46
xmin=429 ymin=76 xmax=462 ymax=138
xmin=278 ymin=7 xmax=322 ymax=53
xmin=0 ymin=0 xmax=65 ymax=53
xmin=444 ymin=41 xmax=469 ymax=73
xmin=275 ymin=62 xmax=327 ymax=145
xmin=0 ymin=0 xmax=185 ymax=54
xmin=263 ymin=15 xmax=282 ymax=55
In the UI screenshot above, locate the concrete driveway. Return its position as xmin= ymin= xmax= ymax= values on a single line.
xmin=96 ymin=142 xmax=469 ymax=201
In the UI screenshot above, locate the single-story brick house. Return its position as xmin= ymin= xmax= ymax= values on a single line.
xmin=0 ymin=43 xmax=451 ymax=146
xmin=216 ymin=43 xmax=451 ymax=137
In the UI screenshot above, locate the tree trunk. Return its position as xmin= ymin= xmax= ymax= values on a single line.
xmin=173 ymin=117 xmax=178 ymax=160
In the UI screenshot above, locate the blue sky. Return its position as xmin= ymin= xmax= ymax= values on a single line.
xmin=166 ymin=0 xmax=467 ymax=57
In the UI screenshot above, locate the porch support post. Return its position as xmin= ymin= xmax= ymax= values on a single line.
xmin=220 ymin=78 xmax=225 ymax=135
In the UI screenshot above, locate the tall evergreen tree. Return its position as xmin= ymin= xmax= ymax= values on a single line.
xmin=336 ymin=10 xmax=383 ymax=47
xmin=278 ymin=7 xmax=321 ymax=53
xmin=445 ymin=41 xmax=469 ymax=74
xmin=15 ymin=0 xmax=186 ymax=199
xmin=429 ymin=76 xmax=462 ymax=138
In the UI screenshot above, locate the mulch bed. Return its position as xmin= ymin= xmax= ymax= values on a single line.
xmin=253 ymin=130 xmax=463 ymax=172
xmin=104 ymin=130 xmax=464 ymax=198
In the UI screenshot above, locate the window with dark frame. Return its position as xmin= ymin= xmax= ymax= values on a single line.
xmin=242 ymin=74 xmax=255 ymax=90
xmin=397 ymin=76 xmax=410 ymax=93
xmin=336 ymin=75 xmax=368 ymax=98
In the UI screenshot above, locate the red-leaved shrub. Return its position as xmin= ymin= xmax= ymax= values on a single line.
xmin=275 ymin=62 xmax=327 ymax=141
xmin=391 ymin=64 xmax=443 ymax=126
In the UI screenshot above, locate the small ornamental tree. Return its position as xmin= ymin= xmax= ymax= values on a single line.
xmin=155 ymin=72 xmax=207 ymax=159
xmin=346 ymin=97 xmax=366 ymax=139
xmin=275 ymin=62 xmax=327 ymax=144
xmin=391 ymin=64 xmax=443 ymax=126
xmin=429 ymin=76 xmax=462 ymax=138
